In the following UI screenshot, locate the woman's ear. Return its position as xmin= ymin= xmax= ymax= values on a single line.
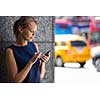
xmin=18 ymin=26 xmax=23 ymax=33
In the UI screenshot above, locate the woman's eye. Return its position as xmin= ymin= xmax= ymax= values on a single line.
xmin=30 ymin=30 xmax=34 ymax=33
xmin=30 ymin=30 xmax=33 ymax=32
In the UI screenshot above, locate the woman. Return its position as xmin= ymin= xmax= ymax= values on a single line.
xmin=6 ymin=16 xmax=50 ymax=83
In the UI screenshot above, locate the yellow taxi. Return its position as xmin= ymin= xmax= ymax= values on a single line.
xmin=55 ymin=34 xmax=92 ymax=68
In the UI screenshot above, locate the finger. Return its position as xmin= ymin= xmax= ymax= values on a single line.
xmin=41 ymin=57 xmax=47 ymax=62
xmin=41 ymin=56 xmax=49 ymax=62
xmin=35 ymin=52 xmax=41 ymax=58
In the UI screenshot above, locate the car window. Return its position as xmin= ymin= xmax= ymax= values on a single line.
xmin=61 ymin=42 xmax=66 ymax=46
xmin=71 ymin=40 xmax=87 ymax=47
xmin=55 ymin=41 xmax=66 ymax=46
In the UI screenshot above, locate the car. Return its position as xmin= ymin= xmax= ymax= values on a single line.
xmin=55 ymin=34 xmax=92 ymax=68
xmin=91 ymin=46 xmax=100 ymax=71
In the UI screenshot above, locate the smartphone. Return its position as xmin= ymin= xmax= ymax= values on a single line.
xmin=39 ymin=50 xmax=51 ymax=61
xmin=45 ymin=50 xmax=51 ymax=56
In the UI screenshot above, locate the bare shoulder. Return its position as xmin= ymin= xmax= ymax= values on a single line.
xmin=34 ymin=43 xmax=38 ymax=47
xmin=34 ymin=43 xmax=39 ymax=52
xmin=6 ymin=48 xmax=14 ymax=56
xmin=6 ymin=48 xmax=13 ymax=54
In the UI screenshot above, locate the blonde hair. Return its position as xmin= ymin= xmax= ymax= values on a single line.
xmin=13 ymin=16 xmax=37 ymax=37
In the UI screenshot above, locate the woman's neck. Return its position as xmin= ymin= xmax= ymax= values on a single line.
xmin=15 ymin=38 xmax=28 ymax=46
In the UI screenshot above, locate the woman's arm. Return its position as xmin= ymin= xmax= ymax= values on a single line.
xmin=39 ymin=54 xmax=50 ymax=80
xmin=34 ymin=43 xmax=50 ymax=80
xmin=34 ymin=43 xmax=46 ymax=80
xmin=39 ymin=61 xmax=45 ymax=80
xmin=6 ymin=48 xmax=40 ymax=83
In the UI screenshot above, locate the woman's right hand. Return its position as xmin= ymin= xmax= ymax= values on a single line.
xmin=30 ymin=52 xmax=41 ymax=64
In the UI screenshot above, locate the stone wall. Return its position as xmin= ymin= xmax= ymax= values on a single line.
xmin=0 ymin=16 xmax=54 ymax=83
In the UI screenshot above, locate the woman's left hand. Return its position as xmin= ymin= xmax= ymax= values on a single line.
xmin=40 ymin=52 xmax=50 ymax=63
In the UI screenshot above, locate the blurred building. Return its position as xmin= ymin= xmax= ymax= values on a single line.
xmin=55 ymin=16 xmax=100 ymax=47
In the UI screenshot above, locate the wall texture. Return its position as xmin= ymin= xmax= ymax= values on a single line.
xmin=0 ymin=16 xmax=54 ymax=83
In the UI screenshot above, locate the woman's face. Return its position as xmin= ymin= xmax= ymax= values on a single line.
xmin=21 ymin=21 xmax=37 ymax=41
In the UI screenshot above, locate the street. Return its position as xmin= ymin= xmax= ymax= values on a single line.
xmin=55 ymin=59 xmax=100 ymax=83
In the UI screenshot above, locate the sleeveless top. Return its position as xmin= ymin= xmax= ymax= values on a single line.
xmin=7 ymin=42 xmax=40 ymax=83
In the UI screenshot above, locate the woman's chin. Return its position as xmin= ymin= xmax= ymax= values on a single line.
xmin=29 ymin=39 xmax=33 ymax=42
